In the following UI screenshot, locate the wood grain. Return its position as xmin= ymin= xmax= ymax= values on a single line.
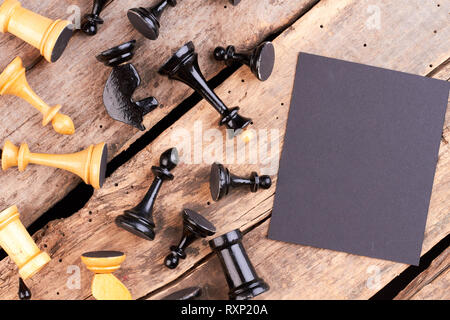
xmin=0 ymin=0 xmax=448 ymax=300
xmin=0 ymin=0 xmax=317 ymax=226
xmin=394 ymin=246 xmax=449 ymax=300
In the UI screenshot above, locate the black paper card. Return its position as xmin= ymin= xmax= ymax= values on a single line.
xmin=268 ymin=53 xmax=449 ymax=265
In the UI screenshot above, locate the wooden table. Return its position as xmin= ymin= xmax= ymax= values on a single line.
xmin=0 ymin=0 xmax=448 ymax=300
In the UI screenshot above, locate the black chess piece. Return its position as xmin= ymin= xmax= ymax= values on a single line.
xmin=209 ymin=162 xmax=271 ymax=201
xmin=214 ymin=42 xmax=275 ymax=81
xmin=81 ymin=0 xmax=109 ymax=35
xmin=115 ymin=148 xmax=179 ymax=240
xmin=127 ymin=0 xmax=177 ymax=40
xmin=229 ymin=0 xmax=241 ymax=6
xmin=165 ymin=209 xmax=216 ymax=269
xmin=209 ymin=229 xmax=269 ymax=300
xmin=18 ymin=278 xmax=31 ymax=300
xmin=159 ymin=41 xmax=252 ymax=135
xmin=162 ymin=287 xmax=202 ymax=300
xmin=97 ymin=40 xmax=158 ymax=131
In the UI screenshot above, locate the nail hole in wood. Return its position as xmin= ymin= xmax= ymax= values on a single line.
xmin=115 ymin=183 xmax=119 ymax=187
xmin=320 ymin=25 xmax=323 ymax=28
xmin=363 ymin=43 xmax=367 ymax=47
xmin=207 ymin=201 xmax=211 ymax=205
xmin=59 ymin=259 xmax=62 ymax=263
xmin=88 ymin=219 xmax=92 ymax=222
xmin=99 ymin=125 xmax=103 ymax=129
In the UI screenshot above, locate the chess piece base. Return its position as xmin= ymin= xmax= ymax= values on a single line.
xmin=115 ymin=211 xmax=155 ymax=241
xmin=127 ymin=7 xmax=159 ymax=40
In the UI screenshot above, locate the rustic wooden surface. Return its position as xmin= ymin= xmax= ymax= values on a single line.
xmin=0 ymin=0 xmax=449 ymax=300
xmin=394 ymin=246 xmax=449 ymax=300
xmin=0 ymin=0 xmax=317 ymax=227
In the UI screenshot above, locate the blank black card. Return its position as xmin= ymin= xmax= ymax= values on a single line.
xmin=268 ymin=53 xmax=449 ymax=265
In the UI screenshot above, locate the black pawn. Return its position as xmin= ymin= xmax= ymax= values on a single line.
xmin=127 ymin=0 xmax=177 ymax=40
xmin=165 ymin=209 xmax=216 ymax=269
xmin=81 ymin=0 xmax=109 ymax=35
xmin=214 ymin=42 xmax=275 ymax=81
xmin=115 ymin=148 xmax=179 ymax=240
xmin=97 ymin=40 xmax=159 ymax=131
xmin=209 ymin=162 xmax=271 ymax=201
xmin=18 ymin=278 xmax=31 ymax=300
xmin=209 ymin=229 xmax=269 ymax=300
xmin=159 ymin=41 xmax=252 ymax=135
xmin=162 ymin=287 xmax=202 ymax=300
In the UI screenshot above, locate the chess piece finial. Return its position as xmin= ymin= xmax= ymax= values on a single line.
xmin=115 ymin=148 xmax=178 ymax=240
xmin=209 ymin=162 xmax=271 ymax=201
xmin=0 ymin=205 xmax=51 ymax=280
xmin=165 ymin=209 xmax=216 ymax=269
xmin=81 ymin=251 xmax=132 ymax=300
xmin=162 ymin=287 xmax=202 ymax=300
xmin=0 ymin=0 xmax=73 ymax=62
xmin=97 ymin=40 xmax=158 ymax=131
xmin=209 ymin=229 xmax=269 ymax=300
xmin=1 ymin=140 xmax=107 ymax=189
xmin=0 ymin=57 xmax=75 ymax=135
xmin=18 ymin=278 xmax=31 ymax=300
xmin=214 ymin=41 xmax=275 ymax=81
xmin=159 ymin=41 xmax=252 ymax=135
xmin=127 ymin=0 xmax=177 ymax=40
xmin=81 ymin=0 xmax=109 ymax=36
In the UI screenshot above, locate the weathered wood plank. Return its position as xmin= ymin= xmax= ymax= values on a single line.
xmin=393 ymin=246 xmax=449 ymax=300
xmin=0 ymin=0 xmax=448 ymax=300
xmin=0 ymin=0 xmax=317 ymax=227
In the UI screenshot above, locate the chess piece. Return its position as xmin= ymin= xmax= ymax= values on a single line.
xmin=115 ymin=148 xmax=178 ymax=240
xmin=81 ymin=251 xmax=132 ymax=300
xmin=159 ymin=42 xmax=252 ymax=135
xmin=214 ymin=41 xmax=275 ymax=81
xmin=165 ymin=209 xmax=216 ymax=269
xmin=0 ymin=205 xmax=51 ymax=280
xmin=162 ymin=287 xmax=202 ymax=300
xmin=1 ymin=140 xmax=107 ymax=189
xmin=0 ymin=57 xmax=75 ymax=135
xmin=0 ymin=0 xmax=73 ymax=62
xmin=209 ymin=162 xmax=271 ymax=201
xmin=127 ymin=0 xmax=177 ymax=40
xmin=229 ymin=0 xmax=241 ymax=6
xmin=97 ymin=40 xmax=158 ymax=131
xmin=18 ymin=278 xmax=31 ymax=300
xmin=209 ymin=229 xmax=269 ymax=300
xmin=81 ymin=0 xmax=109 ymax=35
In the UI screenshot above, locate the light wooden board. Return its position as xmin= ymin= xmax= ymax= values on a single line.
xmin=394 ymin=246 xmax=449 ymax=300
xmin=0 ymin=0 xmax=316 ymax=226
xmin=0 ymin=0 xmax=449 ymax=300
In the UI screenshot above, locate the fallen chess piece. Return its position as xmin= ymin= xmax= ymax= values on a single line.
xmin=165 ymin=209 xmax=216 ymax=269
xmin=115 ymin=148 xmax=178 ymax=240
xmin=81 ymin=0 xmax=109 ymax=36
xmin=209 ymin=229 xmax=269 ymax=300
xmin=162 ymin=287 xmax=202 ymax=300
xmin=159 ymin=41 xmax=252 ymax=136
xmin=81 ymin=251 xmax=132 ymax=300
xmin=0 ymin=0 xmax=73 ymax=62
xmin=209 ymin=162 xmax=271 ymax=201
xmin=97 ymin=40 xmax=158 ymax=131
xmin=18 ymin=278 xmax=31 ymax=300
xmin=1 ymin=140 xmax=107 ymax=189
xmin=0 ymin=205 xmax=51 ymax=280
xmin=0 ymin=57 xmax=75 ymax=135
xmin=127 ymin=0 xmax=177 ymax=40
xmin=214 ymin=41 xmax=275 ymax=81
